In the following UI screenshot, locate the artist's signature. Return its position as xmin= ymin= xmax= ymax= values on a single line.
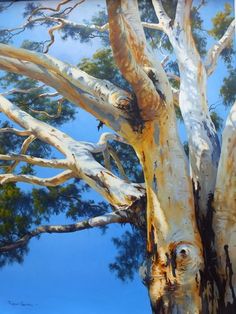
xmin=8 ymin=300 xmax=35 ymax=307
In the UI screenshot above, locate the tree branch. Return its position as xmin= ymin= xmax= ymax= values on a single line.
xmin=0 ymin=127 xmax=32 ymax=137
xmin=29 ymin=97 xmax=64 ymax=119
xmin=85 ymin=132 xmax=126 ymax=153
xmin=7 ymin=135 xmax=36 ymax=173
xmin=107 ymin=144 xmax=129 ymax=181
xmin=205 ymin=19 xmax=235 ymax=76
xmin=28 ymin=0 xmax=73 ymax=20
xmin=0 ymin=44 xmax=131 ymax=111
xmin=0 ymin=169 xmax=75 ymax=186
xmin=107 ymin=0 xmax=168 ymax=121
xmin=0 ymin=154 xmax=69 ymax=169
xmin=0 ymin=210 xmax=129 ymax=253
xmin=174 ymin=0 xmax=193 ymax=29
xmin=44 ymin=21 xmax=64 ymax=53
xmin=2 ymin=15 xmax=165 ymax=43
xmin=0 ymin=45 xmax=134 ymax=134
xmin=0 ymin=95 xmax=145 ymax=209
xmin=152 ymin=0 xmax=171 ymax=31
xmin=1 ymin=85 xmax=45 ymax=96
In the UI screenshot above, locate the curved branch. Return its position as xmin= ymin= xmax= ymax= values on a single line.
xmin=28 ymin=0 xmax=72 ymax=19
xmin=205 ymin=19 xmax=235 ymax=76
xmin=7 ymin=135 xmax=36 ymax=173
xmin=0 ymin=169 xmax=75 ymax=186
xmin=44 ymin=21 xmax=64 ymax=53
xmin=29 ymin=97 xmax=64 ymax=119
xmin=107 ymin=144 xmax=129 ymax=181
xmin=0 ymin=210 xmax=130 ymax=253
xmin=87 ymin=132 xmax=126 ymax=153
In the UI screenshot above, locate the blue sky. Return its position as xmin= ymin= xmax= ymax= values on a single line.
xmin=0 ymin=1 xmax=234 ymax=313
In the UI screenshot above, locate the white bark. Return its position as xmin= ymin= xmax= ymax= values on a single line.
xmin=0 ymin=154 xmax=69 ymax=169
xmin=213 ymin=101 xmax=236 ymax=306
xmin=107 ymin=1 xmax=203 ymax=311
xmin=0 ymin=95 xmax=144 ymax=209
xmin=0 ymin=47 xmax=136 ymax=139
xmin=151 ymin=0 xmax=221 ymax=215
xmin=205 ymin=19 xmax=235 ymax=76
xmin=0 ymin=170 xmax=75 ymax=186
xmin=0 ymin=43 xmax=131 ymax=114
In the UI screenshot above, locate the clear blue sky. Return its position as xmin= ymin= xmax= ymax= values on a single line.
xmin=0 ymin=1 xmax=234 ymax=313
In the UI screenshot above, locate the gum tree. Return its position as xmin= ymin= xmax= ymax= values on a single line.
xmin=0 ymin=0 xmax=235 ymax=312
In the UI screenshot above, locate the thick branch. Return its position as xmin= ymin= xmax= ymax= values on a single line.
xmin=0 ymin=44 xmax=135 ymax=135
xmin=174 ymin=0 xmax=193 ymax=29
xmin=205 ymin=19 xmax=235 ymax=76
xmin=0 ymin=95 xmax=145 ymax=208
xmin=152 ymin=0 xmax=171 ymax=31
xmin=163 ymin=3 xmax=221 ymax=215
xmin=0 ymin=44 xmax=131 ymax=112
xmin=107 ymin=0 xmax=168 ymax=121
xmin=0 ymin=210 xmax=128 ymax=253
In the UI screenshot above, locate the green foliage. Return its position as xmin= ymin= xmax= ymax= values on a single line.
xmin=208 ymin=3 xmax=234 ymax=64
xmin=108 ymin=142 xmax=144 ymax=182
xmin=78 ymin=48 xmax=129 ymax=90
xmin=220 ymin=68 xmax=236 ymax=107
xmin=109 ymin=228 xmax=146 ymax=282
xmin=62 ymin=10 xmax=109 ymax=44
xmin=79 ymin=48 xmax=117 ymax=82
xmin=21 ymin=39 xmax=46 ymax=53
xmin=208 ymin=3 xmax=233 ymax=39
xmin=32 ymin=181 xmax=108 ymax=222
xmin=0 ymin=121 xmax=21 ymax=157
xmin=0 ymin=71 xmax=75 ymax=127
xmin=0 ymin=183 xmax=32 ymax=266
xmin=183 ymin=141 xmax=189 ymax=157
xmin=210 ymin=111 xmax=224 ymax=131
xmin=191 ymin=6 xmax=207 ymax=56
